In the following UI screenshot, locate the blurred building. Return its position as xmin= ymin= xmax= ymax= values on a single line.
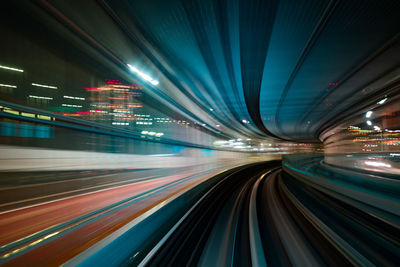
xmin=85 ymin=79 xmax=143 ymax=127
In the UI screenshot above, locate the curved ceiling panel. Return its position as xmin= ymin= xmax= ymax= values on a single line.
xmin=260 ymin=0 xmax=400 ymax=141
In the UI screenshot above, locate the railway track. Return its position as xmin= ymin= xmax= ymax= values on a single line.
xmin=139 ymin=161 xmax=399 ymax=266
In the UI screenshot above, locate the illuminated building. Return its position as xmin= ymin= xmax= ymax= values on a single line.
xmin=86 ymin=79 xmax=143 ymax=126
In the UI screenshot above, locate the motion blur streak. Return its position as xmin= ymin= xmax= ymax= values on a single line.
xmin=0 ymin=168 xmax=234 ymax=265
xmin=142 ymin=162 xmax=399 ymax=266
xmin=0 ymin=0 xmax=400 ymax=266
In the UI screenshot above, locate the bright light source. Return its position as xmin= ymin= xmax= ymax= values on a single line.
xmin=216 ymin=124 xmax=220 ymax=127
xmin=365 ymin=161 xmax=391 ymax=168
xmin=62 ymin=104 xmax=82 ymax=108
xmin=214 ymin=140 xmax=228 ymax=146
xmin=127 ymin=64 xmax=159 ymax=86
xmin=0 ymin=83 xmax=17 ymax=88
xmin=232 ymin=142 xmax=244 ymax=146
xmin=141 ymin=131 xmax=163 ymax=137
xmin=28 ymin=95 xmax=53 ymax=100
xmin=32 ymin=83 xmax=57 ymax=89
xmin=128 ymin=65 xmax=138 ymax=72
xmin=373 ymin=126 xmax=381 ymax=131
xmin=348 ymin=126 xmax=360 ymax=130
xmin=377 ymin=98 xmax=387 ymax=104
xmin=366 ymin=111 xmax=373 ymax=118
xmin=0 ymin=64 xmax=23 ymax=72
xmin=64 ymin=95 xmax=85 ymax=100
xmin=209 ymin=108 xmax=214 ymax=111
xmin=366 ymin=120 xmax=372 ymax=125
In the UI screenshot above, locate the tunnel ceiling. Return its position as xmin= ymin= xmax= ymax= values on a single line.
xmin=22 ymin=0 xmax=400 ymax=143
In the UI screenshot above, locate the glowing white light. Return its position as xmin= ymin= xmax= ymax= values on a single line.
xmin=216 ymin=124 xmax=220 ymax=127
xmin=32 ymin=83 xmax=57 ymax=89
xmin=364 ymin=161 xmax=391 ymax=168
xmin=28 ymin=95 xmax=53 ymax=100
xmin=232 ymin=142 xmax=244 ymax=146
xmin=366 ymin=111 xmax=373 ymax=118
xmin=155 ymin=133 xmax=164 ymax=137
xmin=373 ymin=126 xmax=381 ymax=131
xmin=128 ymin=65 xmax=138 ymax=72
xmin=141 ymin=131 xmax=148 ymax=134
xmin=63 ymin=95 xmax=85 ymax=100
xmin=148 ymin=132 xmax=156 ymax=136
xmin=214 ymin=140 xmax=228 ymax=146
xmin=377 ymin=98 xmax=387 ymax=104
xmin=348 ymin=126 xmax=360 ymax=129
xmin=0 ymin=64 xmax=23 ymax=72
xmin=209 ymin=108 xmax=214 ymax=111
xmin=0 ymin=83 xmax=17 ymax=88
xmin=366 ymin=120 xmax=372 ymax=125
xmin=112 ymin=122 xmax=129 ymax=126
xmin=140 ymin=73 xmax=152 ymax=81
xmin=127 ymin=64 xmax=159 ymax=86
xmin=62 ymin=104 xmax=82 ymax=108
